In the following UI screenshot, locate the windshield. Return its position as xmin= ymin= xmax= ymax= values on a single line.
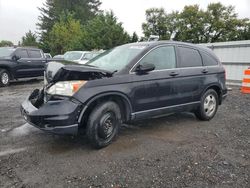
xmin=83 ymin=52 xmax=101 ymax=60
xmin=87 ymin=45 xmax=146 ymax=72
xmin=64 ymin=51 xmax=83 ymax=61
xmin=0 ymin=47 xmax=15 ymax=57
xmin=82 ymin=53 xmax=92 ymax=60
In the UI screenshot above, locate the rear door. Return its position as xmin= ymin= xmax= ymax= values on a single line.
xmin=27 ymin=49 xmax=47 ymax=76
xmin=176 ymin=46 xmax=205 ymax=103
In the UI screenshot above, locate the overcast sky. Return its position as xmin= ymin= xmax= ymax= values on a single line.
xmin=0 ymin=0 xmax=249 ymax=44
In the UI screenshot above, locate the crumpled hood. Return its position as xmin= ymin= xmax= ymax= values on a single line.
xmin=46 ymin=61 xmax=113 ymax=83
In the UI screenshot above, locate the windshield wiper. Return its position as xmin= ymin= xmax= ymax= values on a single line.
xmin=111 ymin=70 xmax=118 ymax=75
xmin=83 ymin=64 xmax=97 ymax=68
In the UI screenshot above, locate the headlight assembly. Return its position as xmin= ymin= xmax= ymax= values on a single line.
xmin=47 ymin=81 xmax=87 ymax=96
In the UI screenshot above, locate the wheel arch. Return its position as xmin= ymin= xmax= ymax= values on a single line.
xmin=78 ymin=92 xmax=133 ymax=127
xmin=203 ymin=84 xmax=222 ymax=105
xmin=0 ymin=66 xmax=14 ymax=80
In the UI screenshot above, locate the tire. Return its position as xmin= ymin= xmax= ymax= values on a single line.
xmin=195 ymin=89 xmax=219 ymax=121
xmin=0 ymin=69 xmax=10 ymax=87
xmin=86 ymin=101 xmax=121 ymax=149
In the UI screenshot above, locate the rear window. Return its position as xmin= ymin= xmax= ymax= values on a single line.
xmin=28 ymin=50 xmax=42 ymax=58
xmin=201 ymin=52 xmax=218 ymax=66
xmin=178 ymin=47 xmax=202 ymax=67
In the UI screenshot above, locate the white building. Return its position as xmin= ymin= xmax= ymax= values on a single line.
xmin=201 ymin=40 xmax=250 ymax=85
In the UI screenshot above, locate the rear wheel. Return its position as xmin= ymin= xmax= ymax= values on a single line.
xmin=86 ymin=101 xmax=121 ymax=149
xmin=195 ymin=89 xmax=219 ymax=121
xmin=0 ymin=69 xmax=10 ymax=87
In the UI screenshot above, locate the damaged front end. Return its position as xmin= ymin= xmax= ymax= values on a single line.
xmin=20 ymin=61 xmax=112 ymax=135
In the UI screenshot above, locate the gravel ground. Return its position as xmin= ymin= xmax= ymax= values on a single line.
xmin=0 ymin=80 xmax=249 ymax=188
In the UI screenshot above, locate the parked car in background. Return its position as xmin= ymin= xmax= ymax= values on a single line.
xmin=44 ymin=53 xmax=52 ymax=58
xmin=53 ymin=54 xmax=64 ymax=59
xmin=21 ymin=41 xmax=227 ymax=148
xmin=78 ymin=51 xmax=103 ymax=64
xmin=0 ymin=47 xmax=53 ymax=86
xmin=63 ymin=51 xmax=90 ymax=63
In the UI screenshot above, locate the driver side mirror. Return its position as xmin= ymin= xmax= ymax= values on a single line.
xmin=135 ymin=63 xmax=155 ymax=74
xmin=12 ymin=55 xmax=21 ymax=61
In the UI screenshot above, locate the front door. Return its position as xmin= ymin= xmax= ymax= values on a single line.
xmin=130 ymin=45 xmax=181 ymax=118
xmin=13 ymin=49 xmax=35 ymax=78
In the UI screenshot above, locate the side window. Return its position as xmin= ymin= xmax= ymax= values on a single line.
xmin=201 ymin=52 xmax=218 ymax=66
xmin=15 ymin=49 xmax=28 ymax=58
xmin=178 ymin=47 xmax=202 ymax=67
xmin=139 ymin=46 xmax=176 ymax=70
xmin=28 ymin=50 xmax=42 ymax=58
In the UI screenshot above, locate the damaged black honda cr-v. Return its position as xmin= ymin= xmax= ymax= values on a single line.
xmin=21 ymin=41 xmax=227 ymax=148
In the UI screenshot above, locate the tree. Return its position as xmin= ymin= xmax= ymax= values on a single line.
xmin=236 ymin=19 xmax=250 ymax=40
xmin=142 ymin=3 xmax=250 ymax=43
xmin=37 ymin=0 xmax=101 ymax=51
xmin=38 ymin=0 xmax=101 ymax=31
xmin=48 ymin=12 xmax=84 ymax=55
xmin=0 ymin=40 xmax=13 ymax=47
xmin=83 ymin=11 xmax=130 ymax=50
xmin=174 ymin=5 xmax=206 ymax=43
xmin=202 ymin=3 xmax=244 ymax=42
xmin=131 ymin=32 xmax=139 ymax=42
xmin=21 ymin=30 xmax=39 ymax=47
xmin=142 ymin=8 xmax=170 ymax=40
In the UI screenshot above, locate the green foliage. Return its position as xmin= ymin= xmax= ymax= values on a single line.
xmin=37 ymin=0 xmax=101 ymax=51
xmin=236 ymin=20 xmax=250 ymax=40
xmin=21 ymin=30 xmax=39 ymax=47
xmin=176 ymin=5 xmax=206 ymax=43
xmin=83 ymin=11 xmax=130 ymax=50
xmin=131 ymin=32 xmax=139 ymax=42
xmin=0 ymin=40 xmax=13 ymax=47
xmin=142 ymin=3 xmax=250 ymax=43
xmin=142 ymin=8 xmax=170 ymax=40
xmin=38 ymin=0 xmax=101 ymax=31
xmin=48 ymin=13 xmax=84 ymax=55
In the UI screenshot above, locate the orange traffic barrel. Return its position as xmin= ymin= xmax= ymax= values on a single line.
xmin=241 ymin=68 xmax=250 ymax=94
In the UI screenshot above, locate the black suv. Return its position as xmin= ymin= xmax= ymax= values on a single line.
xmin=0 ymin=47 xmax=50 ymax=86
xmin=21 ymin=41 xmax=227 ymax=148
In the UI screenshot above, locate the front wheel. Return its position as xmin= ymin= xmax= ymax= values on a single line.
xmin=195 ymin=89 xmax=219 ymax=121
xmin=86 ymin=101 xmax=121 ymax=149
xmin=0 ymin=69 xmax=10 ymax=87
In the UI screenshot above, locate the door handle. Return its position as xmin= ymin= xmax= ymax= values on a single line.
xmin=27 ymin=61 xmax=31 ymax=63
xmin=202 ymin=69 xmax=208 ymax=74
xmin=169 ymin=72 xmax=179 ymax=77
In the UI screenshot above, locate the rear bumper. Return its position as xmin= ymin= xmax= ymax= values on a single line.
xmin=20 ymin=91 xmax=82 ymax=135
xmin=222 ymin=93 xmax=227 ymax=101
xmin=222 ymin=88 xmax=228 ymax=102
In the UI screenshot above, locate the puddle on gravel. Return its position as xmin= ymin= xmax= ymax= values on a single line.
xmin=9 ymin=123 xmax=39 ymax=137
xmin=0 ymin=147 xmax=27 ymax=157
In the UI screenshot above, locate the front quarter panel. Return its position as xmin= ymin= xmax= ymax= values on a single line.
xmin=73 ymin=74 xmax=134 ymax=109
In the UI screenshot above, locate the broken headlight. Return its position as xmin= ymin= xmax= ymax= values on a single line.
xmin=47 ymin=81 xmax=87 ymax=96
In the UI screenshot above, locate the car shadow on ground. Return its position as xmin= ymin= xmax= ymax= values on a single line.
xmin=9 ymin=78 xmax=43 ymax=86
xmin=44 ymin=112 xmax=198 ymax=152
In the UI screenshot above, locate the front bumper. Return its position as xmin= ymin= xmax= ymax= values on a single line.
xmin=20 ymin=90 xmax=82 ymax=135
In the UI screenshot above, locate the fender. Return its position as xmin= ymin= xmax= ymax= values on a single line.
xmin=202 ymin=83 xmax=223 ymax=104
xmin=0 ymin=65 xmax=14 ymax=80
xmin=77 ymin=91 xmax=134 ymax=123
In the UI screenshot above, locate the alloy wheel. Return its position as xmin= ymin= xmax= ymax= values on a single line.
xmin=204 ymin=94 xmax=216 ymax=117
